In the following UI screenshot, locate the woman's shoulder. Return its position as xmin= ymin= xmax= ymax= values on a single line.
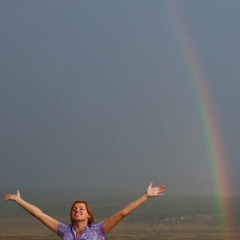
xmin=88 ymin=221 xmax=105 ymax=235
xmin=88 ymin=221 xmax=104 ymax=228
xmin=57 ymin=221 xmax=75 ymax=238
xmin=58 ymin=221 xmax=73 ymax=231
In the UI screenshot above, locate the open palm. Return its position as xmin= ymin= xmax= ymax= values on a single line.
xmin=146 ymin=182 xmax=165 ymax=198
xmin=4 ymin=190 xmax=20 ymax=202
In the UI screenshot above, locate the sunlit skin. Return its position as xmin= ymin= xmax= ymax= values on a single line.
xmin=71 ymin=203 xmax=90 ymax=235
xmin=71 ymin=203 xmax=89 ymax=222
xmin=4 ymin=182 xmax=165 ymax=238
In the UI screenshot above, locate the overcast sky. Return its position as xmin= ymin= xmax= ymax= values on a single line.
xmin=1 ymin=0 xmax=239 ymax=196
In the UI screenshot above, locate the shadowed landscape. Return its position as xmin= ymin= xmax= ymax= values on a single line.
xmin=1 ymin=190 xmax=240 ymax=239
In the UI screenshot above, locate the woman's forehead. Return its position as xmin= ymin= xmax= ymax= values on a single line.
xmin=72 ymin=202 xmax=86 ymax=208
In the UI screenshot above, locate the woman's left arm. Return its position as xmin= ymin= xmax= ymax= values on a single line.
xmin=102 ymin=182 xmax=165 ymax=234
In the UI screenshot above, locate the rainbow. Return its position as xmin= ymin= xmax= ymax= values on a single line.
xmin=164 ymin=1 xmax=235 ymax=235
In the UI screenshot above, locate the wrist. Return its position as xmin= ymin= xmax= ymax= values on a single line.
xmin=144 ymin=191 xmax=151 ymax=199
xmin=15 ymin=196 xmax=22 ymax=203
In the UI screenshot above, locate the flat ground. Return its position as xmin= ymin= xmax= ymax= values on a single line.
xmin=1 ymin=193 xmax=239 ymax=239
xmin=1 ymin=216 xmax=239 ymax=240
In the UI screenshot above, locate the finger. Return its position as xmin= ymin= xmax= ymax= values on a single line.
xmin=4 ymin=195 xmax=10 ymax=201
xmin=159 ymin=185 xmax=165 ymax=191
xmin=157 ymin=187 xmax=165 ymax=193
xmin=148 ymin=182 xmax=153 ymax=189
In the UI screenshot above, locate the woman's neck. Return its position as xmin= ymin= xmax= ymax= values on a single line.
xmin=74 ymin=221 xmax=88 ymax=234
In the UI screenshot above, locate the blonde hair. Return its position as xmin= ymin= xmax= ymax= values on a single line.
xmin=70 ymin=200 xmax=94 ymax=224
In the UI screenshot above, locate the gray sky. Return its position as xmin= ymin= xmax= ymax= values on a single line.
xmin=1 ymin=0 xmax=239 ymax=196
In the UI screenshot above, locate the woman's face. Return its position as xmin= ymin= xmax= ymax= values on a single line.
xmin=71 ymin=202 xmax=90 ymax=223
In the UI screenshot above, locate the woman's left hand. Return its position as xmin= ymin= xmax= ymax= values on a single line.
xmin=146 ymin=182 xmax=165 ymax=198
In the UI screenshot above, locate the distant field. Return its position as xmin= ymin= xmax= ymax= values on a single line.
xmin=1 ymin=217 xmax=240 ymax=240
xmin=1 ymin=190 xmax=240 ymax=239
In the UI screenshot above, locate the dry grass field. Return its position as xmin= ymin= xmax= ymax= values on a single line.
xmin=1 ymin=215 xmax=240 ymax=240
xmin=1 ymin=191 xmax=240 ymax=239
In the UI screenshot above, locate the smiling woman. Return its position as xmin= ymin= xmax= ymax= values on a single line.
xmin=71 ymin=201 xmax=94 ymax=224
xmin=69 ymin=201 xmax=95 ymax=238
xmin=4 ymin=182 xmax=165 ymax=240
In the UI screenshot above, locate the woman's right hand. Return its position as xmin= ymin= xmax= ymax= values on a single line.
xmin=4 ymin=190 xmax=20 ymax=202
xmin=4 ymin=189 xmax=59 ymax=233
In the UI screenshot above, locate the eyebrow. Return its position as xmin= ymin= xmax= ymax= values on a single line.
xmin=72 ymin=206 xmax=86 ymax=210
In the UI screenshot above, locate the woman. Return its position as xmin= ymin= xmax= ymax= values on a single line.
xmin=4 ymin=182 xmax=165 ymax=239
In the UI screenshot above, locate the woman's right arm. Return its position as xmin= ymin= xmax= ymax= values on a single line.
xmin=4 ymin=190 xmax=59 ymax=233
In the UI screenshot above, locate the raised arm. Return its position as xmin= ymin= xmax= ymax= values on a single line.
xmin=4 ymin=190 xmax=59 ymax=233
xmin=102 ymin=182 xmax=165 ymax=234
